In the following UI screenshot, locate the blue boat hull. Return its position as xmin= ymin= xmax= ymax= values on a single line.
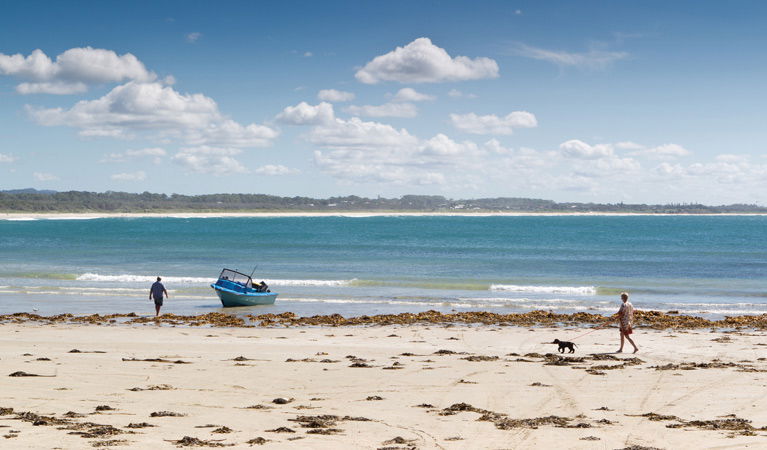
xmin=211 ymin=284 xmax=277 ymax=307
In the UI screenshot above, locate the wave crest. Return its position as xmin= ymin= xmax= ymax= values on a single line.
xmin=76 ymin=273 xmax=353 ymax=287
xmin=489 ymin=284 xmax=596 ymax=295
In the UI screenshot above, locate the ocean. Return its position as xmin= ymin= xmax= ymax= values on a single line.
xmin=0 ymin=215 xmax=765 ymax=319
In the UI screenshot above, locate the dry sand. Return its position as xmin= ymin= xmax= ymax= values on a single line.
xmin=2 ymin=322 xmax=766 ymax=449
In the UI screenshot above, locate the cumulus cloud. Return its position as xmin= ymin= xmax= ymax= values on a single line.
xmin=33 ymin=172 xmax=58 ymax=181
xmin=309 ymin=114 xmax=484 ymax=185
xmin=559 ymin=139 xmax=614 ymax=159
xmin=392 ymin=88 xmax=434 ymax=102
xmin=102 ymin=147 xmax=167 ymax=164
xmin=308 ymin=116 xmax=418 ymax=150
xmin=276 ymin=101 xmax=335 ymax=125
xmin=317 ymin=89 xmax=355 ymax=102
xmin=0 ymin=153 xmax=18 ymax=163
xmin=27 ymin=81 xmax=277 ymax=146
xmin=450 ymin=111 xmax=537 ymax=135
xmin=514 ymin=43 xmax=628 ymax=69
xmin=0 ymin=47 xmax=156 ymax=94
xmin=172 ymin=146 xmax=248 ymax=175
xmin=345 ymin=102 xmax=417 ymax=118
xmin=254 ymin=164 xmax=300 ymax=176
xmin=187 ymin=119 xmax=278 ymax=147
xmin=111 ymin=170 xmax=147 ymax=181
xmin=355 ymin=37 xmax=499 ymax=84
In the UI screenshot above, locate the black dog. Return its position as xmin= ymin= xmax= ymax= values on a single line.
xmin=552 ymin=339 xmax=577 ymax=353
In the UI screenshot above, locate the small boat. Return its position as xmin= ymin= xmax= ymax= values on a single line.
xmin=211 ymin=268 xmax=277 ymax=307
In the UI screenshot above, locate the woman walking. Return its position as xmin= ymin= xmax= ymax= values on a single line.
xmin=617 ymin=292 xmax=639 ymax=353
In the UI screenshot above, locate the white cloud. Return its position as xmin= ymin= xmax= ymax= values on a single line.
xmin=276 ymin=101 xmax=335 ymax=125
xmin=187 ymin=119 xmax=278 ymax=147
xmin=559 ymin=139 xmax=614 ymax=159
xmin=0 ymin=47 xmax=156 ymax=94
xmin=309 ymin=116 xmax=483 ymax=186
xmin=317 ymin=89 xmax=355 ymax=102
xmin=654 ymin=162 xmax=687 ymax=178
xmin=392 ymin=88 xmax=434 ymax=102
xmin=346 ymin=102 xmax=417 ymax=118
xmin=355 ymin=37 xmax=499 ymax=84
xmin=308 ymin=116 xmax=418 ymax=151
xmin=254 ymin=164 xmax=300 ymax=176
xmin=0 ymin=153 xmax=18 ymax=163
xmin=447 ymin=89 xmax=477 ymax=99
xmin=102 ymin=147 xmax=167 ymax=164
xmin=450 ymin=111 xmax=537 ymax=135
xmin=28 ymin=81 xmax=277 ymax=147
xmin=303 ymin=51 xmax=313 ymax=57
xmin=171 ymin=146 xmax=248 ymax=175
xmin=514 ymin=43 xmax=628 ymax=69
xmin=643 ymin=143 xmax=691 ymax=158
xmin=186 ymin=32 xmax=202 ymax=43
xmin=111 ymin=171 xmax=147 ymax=181
xmin=33 ymin=172 xmax=58 ymax=181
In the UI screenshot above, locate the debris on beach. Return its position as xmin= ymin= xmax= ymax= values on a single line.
xmin=8 ymin=371 xmax=43 ymax=377
xmin=150 ymin=411 xmax=187 ymax=417
xmin=461 ymin=355 xmax=499 ymax=362
xmin=382 ymin=436 xmax=417 ymax=446
xmin=272 ymin=398 xmax=293 ymax=405
xmin=245 ymin=437 xmax=268 ymax=445
xmin=122 ymin=357 xmax=191 ymax=364
xmin=166 ymin=436 xmax=230 ymax=447
xmin=128 ymin=384 xmax=174 ymax=391
xmin=5 ymin=309 xmax=766 ymax=329
xmin=244 ymin=404 xmax=273 ymax=410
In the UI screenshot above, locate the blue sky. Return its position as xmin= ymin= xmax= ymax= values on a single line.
xmin=1 ymin=1 xmax=766 ymax=204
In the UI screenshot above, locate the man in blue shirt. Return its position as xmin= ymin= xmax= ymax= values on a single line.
xmin=149 ymin=277 xmax=169 ymax=317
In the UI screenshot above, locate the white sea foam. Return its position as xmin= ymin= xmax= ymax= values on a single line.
xmin=271 ymin=279 xmax=353 ymax=287
xmin=76 ymin=273 xmax=354 ymax=287
xmin=490 ymin=284 xmax=597 ymax=295
xmin=77 ymin=273 xmax=215 ymax=283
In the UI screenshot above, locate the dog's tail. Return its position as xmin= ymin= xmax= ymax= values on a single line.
xmin=574 ymin=343 xmax=578 ymax=347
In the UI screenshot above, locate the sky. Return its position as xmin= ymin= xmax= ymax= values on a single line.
xmin=1 ymin=0 xmax=766 ymax=204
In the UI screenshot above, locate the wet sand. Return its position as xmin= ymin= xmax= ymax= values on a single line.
xmin=2 ymin=321 xmax=767 ymax=449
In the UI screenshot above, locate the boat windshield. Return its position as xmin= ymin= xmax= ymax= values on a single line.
xmin=218 ymin=269 xmax=253 ymax=288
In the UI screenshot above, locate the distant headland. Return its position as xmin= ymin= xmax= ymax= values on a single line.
xmin=1 ymin=189 xmax=765 ymax=214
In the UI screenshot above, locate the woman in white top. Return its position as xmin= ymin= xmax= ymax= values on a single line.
xmin=617 ymin=292 xmax=639 ymax=353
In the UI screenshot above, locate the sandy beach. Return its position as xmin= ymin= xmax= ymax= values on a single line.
xmin=2 ymin=320 xmax=766 ymax=449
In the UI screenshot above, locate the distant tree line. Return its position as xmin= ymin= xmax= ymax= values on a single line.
xmin=0 ymin=190 xmax=765 ymax=213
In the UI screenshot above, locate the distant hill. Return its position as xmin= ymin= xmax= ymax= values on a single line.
xmin=1 ymin=188 xmax=57 ymax=195
xmin=0 ymin=190 xmax=764 ymax=214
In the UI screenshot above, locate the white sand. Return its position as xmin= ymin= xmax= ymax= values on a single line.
xmin=1 ymin=323 xmax=766 ymax=448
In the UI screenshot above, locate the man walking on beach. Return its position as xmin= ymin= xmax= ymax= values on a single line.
xmin=617 ymin=292 xmax=638 ymax=353
xmin=149 ymin=277 xmax=168 ymax=317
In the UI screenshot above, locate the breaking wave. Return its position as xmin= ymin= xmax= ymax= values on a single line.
xmin=490 ymin=284 xmax=597 ymax=295
xmin=75 ymin=273 xmax=354 ymax=287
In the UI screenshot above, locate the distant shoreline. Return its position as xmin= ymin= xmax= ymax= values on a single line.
xmin=3 ymin=211 xmax=767 ymax=220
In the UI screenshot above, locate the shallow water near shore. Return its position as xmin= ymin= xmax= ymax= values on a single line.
xmin=1 ymin=215 xmax=765 ymax=319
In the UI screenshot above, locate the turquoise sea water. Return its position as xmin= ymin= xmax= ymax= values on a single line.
xmin=0 ymin=216 xmax=765 ymax=319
